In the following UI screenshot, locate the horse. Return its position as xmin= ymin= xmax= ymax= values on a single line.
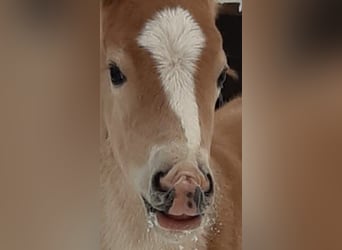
xmin=100 ymin=1 xmax=241 ymax=249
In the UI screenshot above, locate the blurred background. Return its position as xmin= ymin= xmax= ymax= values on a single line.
xmin=0 ymin=1 xmax=99 ymax=250
xmin=243 ymin=0 xmax=342 ymax=249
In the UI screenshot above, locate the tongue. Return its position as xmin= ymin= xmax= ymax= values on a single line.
xmin=156 ymin=212 xmax=201 ymax=231
xmin=167 ymin=214 xmax=193 ymax=220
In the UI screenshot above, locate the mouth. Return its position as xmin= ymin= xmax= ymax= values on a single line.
xmin=143 ymin=197 xmax=202 ymax=231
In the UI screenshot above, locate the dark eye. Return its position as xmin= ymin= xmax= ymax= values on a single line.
xmin=109 ymin=63 xmax=126 ymax=87
xmin=217 ymin=68 xmax=227 ymax=89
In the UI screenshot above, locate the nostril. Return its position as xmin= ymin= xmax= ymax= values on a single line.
xmin=194 ymin=186 xmax=204 ymax=211
xmin=152 ymin=171 xmax=167 ymax=192
xmin=204 ymin=173 xmax=214 ymax=197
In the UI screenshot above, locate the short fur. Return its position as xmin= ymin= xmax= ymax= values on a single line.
xmin=137 ymin=7 xmax=205 ymax=150
xmin=101 ymin=1 xmax=241 ymax=249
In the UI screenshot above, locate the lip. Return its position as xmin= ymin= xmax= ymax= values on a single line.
xmin=143 ymin=197 xmax=202 ymax=231
xmin=156 ymin=212 xmax=202 ymax=231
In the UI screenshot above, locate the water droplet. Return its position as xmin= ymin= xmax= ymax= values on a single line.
xmin=192 ymin=235 xmax=198 ymax=242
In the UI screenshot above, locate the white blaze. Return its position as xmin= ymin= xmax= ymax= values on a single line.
xmin=137 ymin=7 xmax=205 ymax=150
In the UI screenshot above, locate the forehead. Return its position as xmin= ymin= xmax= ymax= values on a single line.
xmin=102 ymin=0 xmax=226 ymax=150
xmin=102 ymin=0 xmax=223 ymax=58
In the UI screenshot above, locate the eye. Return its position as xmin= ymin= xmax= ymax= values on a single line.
xmin=109 ymin=63 xmax=126 ymax=87
xmin=217 ymin=68 xmax=228 ymax=89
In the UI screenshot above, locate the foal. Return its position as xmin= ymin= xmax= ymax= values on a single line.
xmin=101 ymin=1 xmax=241 ymax=249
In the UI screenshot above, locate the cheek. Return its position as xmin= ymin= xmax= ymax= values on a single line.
xmin=200 ymin=111 xmax=215 ymax=149
xmin=196 ymin=86 xmax=217 ymax=148
xmin=197 ymin=94 xmax=215 ymax=150
xmin=109 ymin=113 xmax=151 ymax=166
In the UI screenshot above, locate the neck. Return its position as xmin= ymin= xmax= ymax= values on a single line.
xmin=101 ymin=139 xmax=208 ymax=250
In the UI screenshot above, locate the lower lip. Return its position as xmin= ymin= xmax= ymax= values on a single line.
xmin=156 ymin=212 xmax=202 ymax=231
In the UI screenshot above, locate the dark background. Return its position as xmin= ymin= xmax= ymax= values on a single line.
xmin=215 ymin=3 xmax=242 ymax=109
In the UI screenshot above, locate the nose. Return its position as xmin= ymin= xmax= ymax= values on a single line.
xmin=151 ymin=162 xmax=214 ymax=216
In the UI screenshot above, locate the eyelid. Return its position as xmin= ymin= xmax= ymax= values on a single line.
xmin=108 ymin=61 xmax=116 ymax=69
xmin=220 ymin=67 xmax=228 ymax=79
